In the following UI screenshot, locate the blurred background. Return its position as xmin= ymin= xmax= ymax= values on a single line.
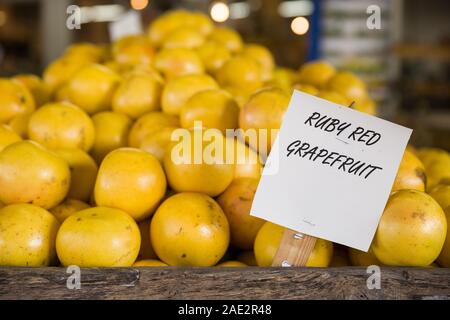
xmin=0 ymin=0 xmax=449 ymax=149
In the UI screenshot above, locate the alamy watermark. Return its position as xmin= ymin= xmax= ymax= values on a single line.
xmin=66 ymin=265 xmax=81 ymax=290
xmin=366 ymin=5 xmax=382 ymax=30
xmin=169 ymin=121 xmax=277 ymax=167
xmin=366 ymin=265 xmax=381 ymax=290
xmin=66 ymin=5 xmax=81 ymax=30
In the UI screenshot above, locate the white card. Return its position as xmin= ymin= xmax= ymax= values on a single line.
xmin=109 ymin=10 xmax=143 ymax=42
xmin=251 ymin=90 xmax=412 ymax=251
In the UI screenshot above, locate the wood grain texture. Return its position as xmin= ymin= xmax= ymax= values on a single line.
xmin=0 ymin=267 xmax=450 ymax=299
xmin=0 ymin=267 xmax=449 ymax=300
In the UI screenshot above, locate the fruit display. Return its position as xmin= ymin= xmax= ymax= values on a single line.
xmin=56 ymin=207 xmax=140 ymax=267
xmin=372 ymin=190 xmax=446 ymax=266
xmin=0 ymin=9 xmax=449 ymax=269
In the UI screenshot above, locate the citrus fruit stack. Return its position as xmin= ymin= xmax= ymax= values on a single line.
xmin=0 ymin=9 xmax=448 ymax=268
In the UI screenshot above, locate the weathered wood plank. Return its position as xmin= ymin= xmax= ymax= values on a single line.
xmin=0 ymin=267 xmax=449 ymax=300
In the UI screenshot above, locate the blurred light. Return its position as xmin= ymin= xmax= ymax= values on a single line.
xmin=210 ymin=2 xmax=230 ymax=23
xmin=0 ymin=11 xmax=7 ymax=27
xmin=291 ymin=16 xmax=309 ymax=35
xmin=230 ymin=2 xmax=251 ymax=19
xmin=80 ymin=5 xmax=125 ymax=24
xmin=130 ymin=0 xmax=149 ymax=11
xmin=278 ymin=0 xmax=314 ymax=18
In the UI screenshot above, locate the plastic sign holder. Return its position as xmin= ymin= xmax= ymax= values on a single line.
xmin=272 ymin=230 xmax=316 ymax=267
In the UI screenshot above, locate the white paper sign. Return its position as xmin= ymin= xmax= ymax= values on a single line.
xmin=109 ymin=10 xmax=143 ymax=42
xmin=251 ymin=90 xmax=412 ymax=251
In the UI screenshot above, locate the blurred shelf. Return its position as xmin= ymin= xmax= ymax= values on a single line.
xmin=412 ymin=82 xmax=450 ymax=98
xmin=399 ymin=111 xmax=450 ymax=131
xmin=394 ymin=44 xmax=450 ymax=61
xmin=0 ymin=0 xmax=39 ymax=3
